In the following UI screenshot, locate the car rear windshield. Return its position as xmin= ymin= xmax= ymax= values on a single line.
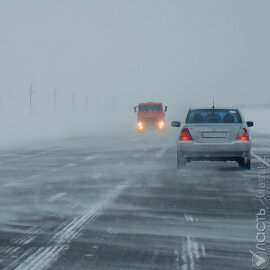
xmin=139 ymin=105 xmax=162 ymax=112
xmin=186 ymin=109 xmax=242 ymax=124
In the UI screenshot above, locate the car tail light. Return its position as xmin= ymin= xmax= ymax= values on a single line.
xmin=180 ymin=128 xmax=192 ymax=141
xmin=236 ymin=127 xmax=249 ymax=141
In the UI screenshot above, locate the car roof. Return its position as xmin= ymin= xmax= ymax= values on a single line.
xmin=189 ymin=106 xmax=239 ymax=110
xmin=139 ymin=102 xmax=162 ymax=106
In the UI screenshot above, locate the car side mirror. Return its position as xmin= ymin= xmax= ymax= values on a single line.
xmin=246 ymin=121 xmax=254 ymax=127
xmin=171 ymin=121 xmax=181 ymax=128
xmin=134 ymin=106 xmax=137 ymax=113
xmin=164 ymin=106 xmax=167 ymax=112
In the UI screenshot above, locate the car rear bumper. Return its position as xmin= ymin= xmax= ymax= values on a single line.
xmin=177 ymin=140 xmax=251 ymax=160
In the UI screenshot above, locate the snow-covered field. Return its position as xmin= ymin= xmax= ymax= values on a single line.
xmin=241 ymin=107 xmax=270 ymax=135
xmin=0 ymin=110 xmax=133 ymax=150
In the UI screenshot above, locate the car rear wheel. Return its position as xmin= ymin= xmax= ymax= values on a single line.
xmin=245 ymin=158 xmax=251 ymax=170
xmin=238 ymin=157 xmax=251 ymax=170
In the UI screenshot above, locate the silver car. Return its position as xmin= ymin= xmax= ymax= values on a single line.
xmin=171 ymin=107 xmax=254 ymax=169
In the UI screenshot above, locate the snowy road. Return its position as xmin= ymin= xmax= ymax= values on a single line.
xmin=0 ymin=133 xmax=269 ymax=270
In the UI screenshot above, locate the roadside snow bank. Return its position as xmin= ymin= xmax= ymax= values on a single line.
xmin=0 ymin=111 xmax=133 ymax=150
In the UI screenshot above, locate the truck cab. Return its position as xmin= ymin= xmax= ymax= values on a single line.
xmin=134 ymin=102 xmax=167 ymax=131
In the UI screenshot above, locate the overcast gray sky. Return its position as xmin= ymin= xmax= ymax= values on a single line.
xmin=0 ymin=0 xmax=269 ymax=112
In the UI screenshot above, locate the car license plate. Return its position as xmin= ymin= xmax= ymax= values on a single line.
xmin=202 ymin=132 xmax=227 ymax=138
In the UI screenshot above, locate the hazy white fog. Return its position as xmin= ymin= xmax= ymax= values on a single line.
xmin=0 ymin=0 xmax=269 ymax=146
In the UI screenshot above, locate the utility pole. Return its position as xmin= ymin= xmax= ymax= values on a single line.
xmin=112 ymin=93 xmax=116 ymax=111
xmin=72 ymin=92 xmax=75 ymax=110
xmin=54 ymin=89 xmax=59 ymax=113
xmin=29 ymin=84 xmax=33 ymax=113
xmin=96 ymin=95 xmax=100 ymax=111
xmin=85 ymin=96 xmax=88 ymax=110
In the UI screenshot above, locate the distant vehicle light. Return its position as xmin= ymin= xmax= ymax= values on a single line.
xmin=236 ymin=127 xmax=249 ymax=141
xmin=137 ymin=122 xmax=144 ymax=130
xmin=180 ymin=128 xmax=193 ymax=141
xmin=158 ymin=121 xmax=165 ymax=129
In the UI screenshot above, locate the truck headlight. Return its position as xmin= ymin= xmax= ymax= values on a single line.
xmin=137 ymin=122 xmax=144 ymax=130
xmin=158 ymin=121 xmax=165 ymax=128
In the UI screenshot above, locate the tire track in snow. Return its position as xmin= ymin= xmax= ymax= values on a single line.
xmin=181 ymin=236 xmax=206 ymax=270
xmin=0 ymin=150 xmax=58 ymax=164
xmin=1 ymin=222 xmax=55 ymax=269
xmin=11 ymin=179 xmax=132 ymax=270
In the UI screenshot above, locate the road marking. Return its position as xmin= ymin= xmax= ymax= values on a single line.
xmin=251 ymin=152 xmax=270 ymax=168
xmin=47 ymin=193 xmax=66 ymax=202
xmin=12 ymin=179 xmax=131 ymax=270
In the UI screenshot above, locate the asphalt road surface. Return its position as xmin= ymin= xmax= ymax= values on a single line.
xmin=0 ymin=132 xmax=269 ymax=270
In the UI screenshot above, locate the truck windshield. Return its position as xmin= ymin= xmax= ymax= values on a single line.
xmin=138 ymin=105 xmax=162 ymax=112
xmin=186 ymin=109 xmax=242 ymax=124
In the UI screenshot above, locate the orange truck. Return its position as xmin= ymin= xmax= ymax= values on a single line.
xmin=134 ymin=102 xmax=167 ymax=131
